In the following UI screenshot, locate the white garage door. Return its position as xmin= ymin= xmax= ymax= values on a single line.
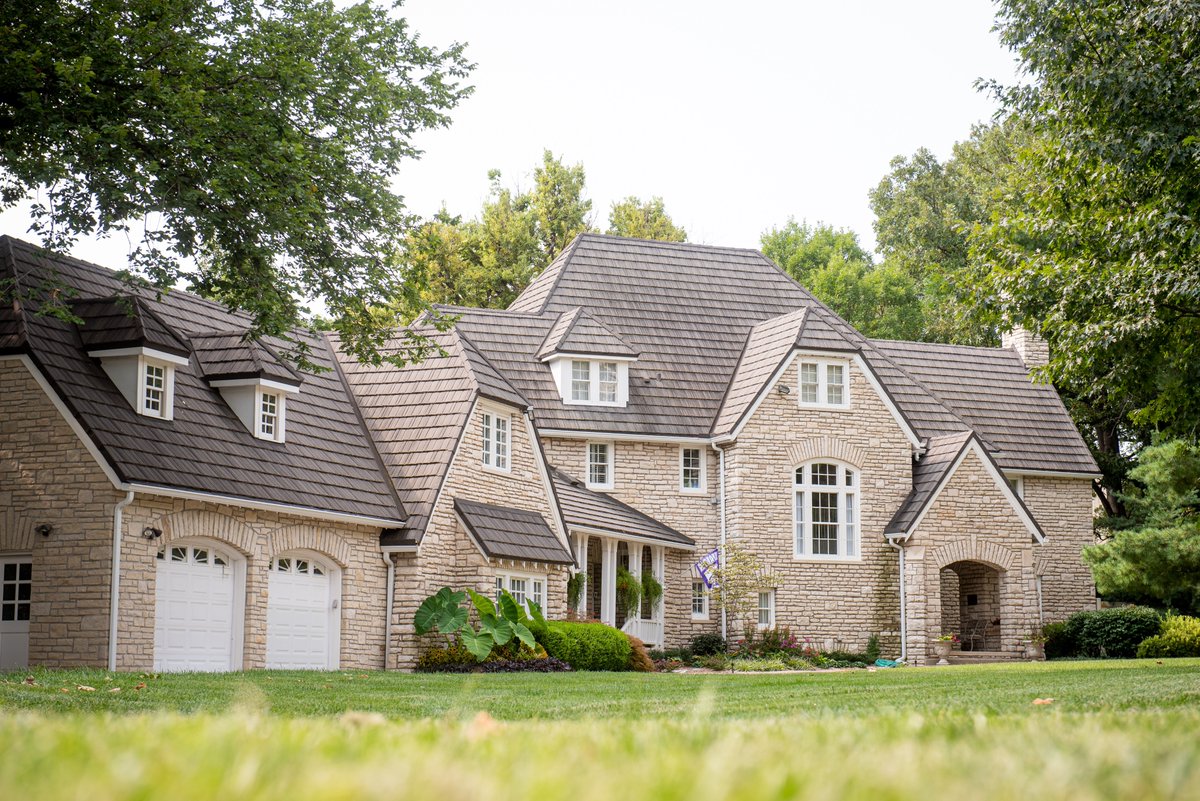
xmin=154 ymin=544 xmax=237 ymax=672
xmin=0 ymin=557 xmax=31 ymax=670
xmin=267 ymin=556 xmax=334 ymax=669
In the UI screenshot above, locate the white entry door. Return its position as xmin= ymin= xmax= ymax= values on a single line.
xmin=0 ymin=557 xmax=32 ymax=670
xmin=267 ymin=556 xmax=335 ymax=669
xmin=154 ymin=544 xmax=237 ymax=671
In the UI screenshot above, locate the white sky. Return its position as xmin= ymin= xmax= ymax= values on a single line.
xmin=0 ymin=0 xmax=1021 ymax=269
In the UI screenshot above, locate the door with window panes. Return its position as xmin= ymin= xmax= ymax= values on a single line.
xmin=0 ymin=557 xmax=32 ymax=669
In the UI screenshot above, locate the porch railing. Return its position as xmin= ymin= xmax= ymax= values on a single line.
xmin=620 ymin=617 xmax=664 ymax=648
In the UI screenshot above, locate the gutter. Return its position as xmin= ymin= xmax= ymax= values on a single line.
xmin=888 ymin=538 xmax=907 ymax=664
xmin=108 ymin=490 xmax=135 ymax=672
xmin=712 ymin=441 xmax=728 ymax=641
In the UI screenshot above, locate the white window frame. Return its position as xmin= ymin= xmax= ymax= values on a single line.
xmin=586 ymin=440 xmax=614 ymax=490
xmin=256 ymin=390 xmax=286 ymax=442
xmin=495 ymin=572 xmax=546 ymax=613
xmin=793 ymin=460 xmax=861 ymax=561
xmin=691 ymin=578 xmax=709 ymax=620
xmin=680 ymin=446 xmax=706 ymax=493
xmin=1008 ymin=475 xmax=1024 ymax=498
xmin=480 ymin=406 xmax=512 ymax=473
xmin=797 ymin=358 xmax=850 ymax=409
xmin=138 ymin=355 xmax=175 ymax=420
xmin=757 ymin=590 xmax=775 ymax=630
xmin=550 ymin=356 xmax=632 ymax=407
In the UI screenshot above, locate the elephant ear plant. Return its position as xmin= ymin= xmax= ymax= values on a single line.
xmin=413 ymin=585 xmax=537 ymax=662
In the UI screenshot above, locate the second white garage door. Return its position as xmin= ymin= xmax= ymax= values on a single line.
xmin=266 ymin=556 xmax=337 ymax=669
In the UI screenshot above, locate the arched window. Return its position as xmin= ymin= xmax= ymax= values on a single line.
xmin=794 ymin=461 xmax=858 ymax=559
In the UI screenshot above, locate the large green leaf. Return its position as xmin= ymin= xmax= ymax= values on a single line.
xmin=435 ymin=604 xmax=468 ymax=635
xmin=480 ymin=612 xmax=514 ymax=646
xmin=512 ymin=621 xmax=536 ymax=650
xmin=467 ymin=588 xmax=497 ymax=620
xmin=458 ymin=627 xmax=495 ymax=662
xmin=526 ymin=599 xmax=546 ymax=628
xmin=498 ymin=590 xmax=523 ymax=625
xmin=413 ymin=594 xmax=441 ymax=635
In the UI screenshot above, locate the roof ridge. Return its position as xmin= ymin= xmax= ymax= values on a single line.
xmin=455 ymin=326 xmax=528 ymax=407
xmin=575 ymin=231 xmax=767 ymax=256
xmin=871 ymin=337 xmax=1013 ymax=355
xmin=707 ymin=307 xmax=807 ymax=434
xmin=434 ymin=303 xmax=549 ymax=319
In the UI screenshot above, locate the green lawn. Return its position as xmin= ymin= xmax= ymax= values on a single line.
xmin=3 ymin=660 xmax=1200 ymax=800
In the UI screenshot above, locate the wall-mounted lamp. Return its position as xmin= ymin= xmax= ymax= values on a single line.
xmin=35 ymin=523 xmax=53 ymax=538
xmin=776 ymin=384 xmax=792 ymax=395
xmin=142 ymin=527 xmax=162 ymax=541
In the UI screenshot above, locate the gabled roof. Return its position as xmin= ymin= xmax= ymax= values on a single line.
xmin=712 ymin=309 xmax=806 ymax=435
xmin=72 ymin=296 xmax=191 ymax=358
xmin=453 ymin=497 xmax=573 ymax=564
xmin=871 ymin=339 xmax=1099 ymax=475
xmin=191 ymin=330 xmax=302 ymax=387
xmin=0 ymin=236 xmax=405 ymax=524
xmin=886 ymin=432 xmax=1047 ymax=542
xmin=550 ymin=468 xmax=695 ymax=548
xmin=535 ymin=307 xmax=639 ymax=360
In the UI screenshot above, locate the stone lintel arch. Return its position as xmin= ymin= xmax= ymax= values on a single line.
xmin=929 ymin=538 xmax=1017 ymax=573
xmin=787 ymin=437 xmax=866 ymax=469
xmin=0 ymin=508 xmax=37 ymax=552
xmin=268 ymin=524 xmax=352 ymax=569
xmin=153 ymin=509 xmax=256 ymax=557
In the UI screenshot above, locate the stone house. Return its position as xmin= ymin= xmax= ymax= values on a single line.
xmin=0 ymin=233 xmax=1098 ymax=670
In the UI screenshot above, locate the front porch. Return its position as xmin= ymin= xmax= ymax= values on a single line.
xmin=572 ymin=534 xmax=668 ymax=647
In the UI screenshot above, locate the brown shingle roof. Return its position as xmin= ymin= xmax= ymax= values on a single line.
xmin=0 ymin=236 xmax=405 ymax=523
xmin=453 ymin=497 xmax=573 ymax=563
xmin=886 ymin=432 xmax=973 ymax=534
xmin=72 ymin=296 xmax=192 ymax=358
xmin=712 ymin=309 xmax=807 ymax=435
xmin=551 ymin=468 xmax=694 ymax=548
xmin=191 ymin=331 xmax=302 ymax=386
xmin=535 ymin=307 xmax=639 ymax=360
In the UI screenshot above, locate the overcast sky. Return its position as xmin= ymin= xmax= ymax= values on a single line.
xmin=0 ymin=0 xmax=1021 ymax=269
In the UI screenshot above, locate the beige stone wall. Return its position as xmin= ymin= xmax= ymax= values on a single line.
xmin=541 ymin=436 xmax=718 ymax=644
xmin=393 ymin=400 xmax=570 ymax=668
xmin=0 ymin=360 xmax=125 ymax=667
xmin=723 ymin=358 xmax=914 ymax=654
xmin=1024 ymin=475 xmax=1097 ymax=621
xmin=118 ymin=498 xmax=386 ymax=671
xmin=904 ymin=449 xmax=1041 ymax=663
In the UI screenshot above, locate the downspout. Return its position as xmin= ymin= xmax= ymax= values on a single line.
xmin=381 ymin=551 xmax=395 ymax=670
xmin=1035 ymin=575 xmax=1044 ymax=626
xmin=888 ymin=538 xmax=907 ymax=664
xmin=712 ymin=442 xmax=728 ymax=641
xmin=108 ymin=490 xmax=135 ymax=672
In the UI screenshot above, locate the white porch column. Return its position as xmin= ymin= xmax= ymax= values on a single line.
xmin=601 ymin=538 xmax=618 ymax=626
xmin=653 ymin=546 xmax=665 ymax=624
xmin=629 ymin=543 xmax=644 ymax=619
xmin=572 ymin=533 xmax=587 ymax=617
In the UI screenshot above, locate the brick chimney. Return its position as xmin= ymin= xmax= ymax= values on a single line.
xmin=1002 ymin=326 xmax=1050 ymax=369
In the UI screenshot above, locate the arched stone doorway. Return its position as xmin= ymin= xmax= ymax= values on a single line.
xmin=940 ymin=560 xmax=1003 ymax=652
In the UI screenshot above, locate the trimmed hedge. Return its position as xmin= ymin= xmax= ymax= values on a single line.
xmin=689 ymin=633 xmax=727 ymax=656
xmin=1054 ymin=606 xmax=1162 ymax=658
xmin=534 ymin=621 xmax=632 ymax=671
xmin=1042 ymin=621 xmax=1075 ymax=660
xmin=1137 ymin=614 xmax=1200 ymax=658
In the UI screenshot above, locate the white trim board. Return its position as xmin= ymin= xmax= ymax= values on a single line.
xmin=537 ymin=428 xmax=711 ymax=446
xmin=567 ymin=524 xmax=696 ymax=552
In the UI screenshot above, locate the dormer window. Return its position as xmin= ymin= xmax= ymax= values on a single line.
xmin=191 ymin=331 xmax=302 ymax=444
xmin=798 ymin=359 xmax=849 ymax=408
xmin=141 ymin=359 xmax=169 ymax=417
xmin=551 ymin=357 xmax=631 ymax=407
xmin=89 ymin=348 xmax=187 ymax=420
xmin=259 ymin=391 xmax=281 ymax=440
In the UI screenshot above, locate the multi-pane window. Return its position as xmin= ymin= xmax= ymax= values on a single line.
xmin=681 ymin=447 xmax=704 ymax=491
xmin=272 ymin=556 xmax=324 ymax=575
xmin=691 ymin=580 xmax=708 ymax=619
xmin=757 ymin=590 xmax=775 ymax=629
xmin=797 ymin=360 xmax=849 ymax=408
xmin=571 ymin=360 xmax=591 ymax=401
xmin=260 ymin=392 xmax=279 ymax=438
xmin=794 ymin=461 xmax=859 ymax=558
xmin=508 ymin=577 xmax=528 ymax=606
xmin=481 ymin=410 xmax=510 ymax=471
xmin=143 ymin=362 xmax=166 ymax=415
xmin=1 ymin=561 xmax=31 ymax=623
xmin=598 ymin=361 xmax=618 ymax=403
xmin=495 ymin=574 xmax=544 ymax=611
xmin=588 ymin=442 xmax=612 ymax=488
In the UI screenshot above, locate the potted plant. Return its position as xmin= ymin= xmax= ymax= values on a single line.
xmin=933 ymin=633 xmax=958 ymax=663
xmin=1021 ymin=631 xmax=1047 ymax=660
xmin=566 ymin=571 xmax=587 ymax=620
xmin=615 ymin=566 xmax=642 ymax=617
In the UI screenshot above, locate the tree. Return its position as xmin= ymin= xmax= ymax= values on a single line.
xmin=0 ymin=0 xmax=472 ymax=367
xmin=607 ymin=196 xmax=687 ymax=242
xmin=973 ymin=0 xmax=1200 ymax=440
xmin=760 ymin=219 xmax=923 ymax=340
xmin=1085 ymin=440 xmax=1200 ymax=614
xmin=529 ymin=150 xmax=594 ymax=260
xmin=708 ymin=540 xmax=775 ymax=637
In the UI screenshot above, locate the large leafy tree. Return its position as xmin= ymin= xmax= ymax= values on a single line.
xmin=973 ymin=0 xmax=1200 ymax=440
xmin=607 ymin=196 xmax=687 ymax=242
xmin=760 ymin=219 xmax=923 ymax=340
xmin=0 ymin=0 xmax=472 ymax=366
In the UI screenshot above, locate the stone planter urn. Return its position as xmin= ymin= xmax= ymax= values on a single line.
xmin=1023 ymin=641 xmax=1045 ymax=660
xmin=932 ymin=640 xmax=953 ymax=665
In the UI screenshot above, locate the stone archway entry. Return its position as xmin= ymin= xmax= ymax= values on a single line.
xmin=940 ymin=561 xmax=1003 ymax=652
